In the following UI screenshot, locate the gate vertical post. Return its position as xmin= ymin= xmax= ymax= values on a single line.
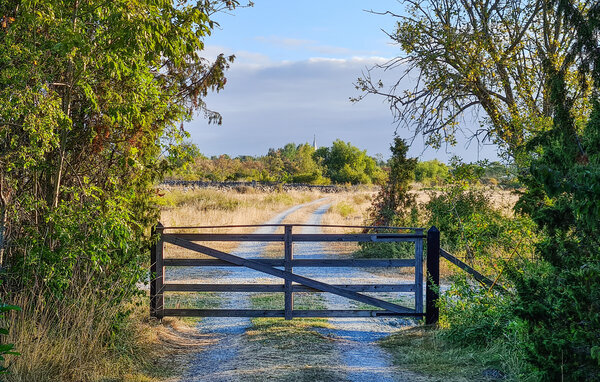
xmin=426 ymin=226 xmax=440 ymax=325
xmin=150 ymin=222 xmax=165 ymax=319
xmin=284 ymin=225 xmax=294 ymax=320
xmin=414 ymin=229 xmax=424 ymax=315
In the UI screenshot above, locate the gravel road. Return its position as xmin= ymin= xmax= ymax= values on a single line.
xmin=294 ymin=203 xmax=427 ymax=382
xmin=171 ymin=200 xmax=430 ymax=381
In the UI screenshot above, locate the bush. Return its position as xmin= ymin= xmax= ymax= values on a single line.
xmin=355 ymin=241 xmax=416 ymax=259
xmin=334 ymin=202 xmax=355 ymax=218
xmin=425 ymin=159 xmax=537 ymax=272
xmin=438 ymin=275 xmax=518 ymax=347
xmin=426 ymin=187 xmax=492 ymax=253
xmin=414 ymin=159 xmax=449 ymax=186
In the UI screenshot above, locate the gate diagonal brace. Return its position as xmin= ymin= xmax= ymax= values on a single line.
xmin=163 ymin=235 xmax=414 ymax=314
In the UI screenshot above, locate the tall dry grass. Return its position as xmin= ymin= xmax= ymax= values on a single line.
xmin=159 ymin=187 xmax=323 ymax=229
xmin=320 ymin=191 xmax=375 ymax=230
xmin=4 ymin=286 xmax=149 ymax=381
xmin=159 ymin=187 xmax=328 ymax=258
xmin=4 ymin=284 xmax=218 ymax=382
xmin=1 ymin=187 xmax=331 ymax=381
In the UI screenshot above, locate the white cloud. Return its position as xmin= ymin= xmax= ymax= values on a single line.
xmin=186 ymin=51 xmax=499 ymax=162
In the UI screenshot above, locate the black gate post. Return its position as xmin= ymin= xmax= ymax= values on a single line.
xmin=284 ymin=225 xmax=294 ymax=320
xmin=150 ymin=222 xmax=164 ymax=319
xmin=426 ymin=226 xmax=440 ymax=325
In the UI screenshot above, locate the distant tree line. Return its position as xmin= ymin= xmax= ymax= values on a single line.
xmin=170 ymin=141 xmax=517 ymax=188
xmin=170 ymin=139 xmax=387 ymax=185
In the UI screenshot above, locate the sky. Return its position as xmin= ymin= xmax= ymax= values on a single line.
xmin=185 ymin=0 xmax=500 ymax=162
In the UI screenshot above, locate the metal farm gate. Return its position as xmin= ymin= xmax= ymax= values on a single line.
xmin=150 ymin=224 xmax=441 ymax=324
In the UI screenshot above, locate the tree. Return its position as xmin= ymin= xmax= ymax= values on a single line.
xmin=355 ymin=0 xmax=588 ymax=161
xmin=368 ymin=137 xmax=417 ymax=226
xmin=414 ymin=159 xmax=448 ymax=185
xmin=315 ymin=140 xmax=384 ymax=184
xmin=0 ymin=0 xmax=241 ymax=294
xmin=509 ymin=1 xmax=600 ymax=378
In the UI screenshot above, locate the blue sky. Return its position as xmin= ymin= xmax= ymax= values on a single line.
xmin=186 ymin=1 xmax=500 ymax=162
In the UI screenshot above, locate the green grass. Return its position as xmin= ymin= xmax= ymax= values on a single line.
xmin=248 ymin=292 xmax=331 ymax=332
xmin=250 ymin=292 xmax=327 ymax=310
xmin=380 ymin=326 xmax=529 ymax=381
xmin=233 ymin=292 xmax=342 ymax=381
xmin=353 ymin=296 xmax=412 ymax=310
xmin=163 ymin=292 xmax=221 ymax=324
xmin=334 ymin=201 xmax=356 ymax=217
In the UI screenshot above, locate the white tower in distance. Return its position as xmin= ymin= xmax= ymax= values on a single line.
xmin=313 ymin=134 xmax=317 ymax=150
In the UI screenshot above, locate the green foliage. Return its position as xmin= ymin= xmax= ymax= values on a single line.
xmin=358 ymin=138 xmax=418 ymax=259
xmin=425 ymin=161 xmax=490 ymax=251
xmin=367 ymin=137 xmax=417 ymax=226
xmin=425 ymin=159 xmax=537 ymax=279
xmin=359 ymin=1 xmax=599 ymax=379
xmin=0 ymin=284 xmax=20 ymax=374
xmin=355 ymin=0 xmax=583 ymax=161
xmin=427 ymin=189 xmax=488 ymax=251
xmin=414 ymin=160 xmax=448 ymax=186
xmin=503 ymin=2 xmax=600 ymax=379
xmin=507 ymin=8 xmax=600 ymax=379
xmin=0 ymin=0 xmax=241 ymax=376
xmin=170 ymin=140 xmax=382 ymax=185
xmin=355 ymin=241 xmax=416 ymax=259
xmin=315 ymin=140 xmax=385 ymax=184
xmin=438 ymin=275 xmax=521 ymax=347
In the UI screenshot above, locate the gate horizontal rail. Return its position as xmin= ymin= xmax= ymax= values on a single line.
xmin=163 ymin=284 xmax=416 ymax=292
xmin=162 ymin=258 xmax=415 ymax=267
xmin=150 ymin=223 xmax=441 ymax=323
xmin=161 ymin=309 xmax=426 ymax=318
xmin=168 ymin=233 xmax=424 ymax=242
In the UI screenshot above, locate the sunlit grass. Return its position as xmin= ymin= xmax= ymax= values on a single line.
xmin=380 ymin=326 xmax=528 ymax=381
xmin=236 ymin=292 xmax=340 ymax=382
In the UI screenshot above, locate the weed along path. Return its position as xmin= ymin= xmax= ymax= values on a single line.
xmin=168 ymin=199 xmax=432 ymax=382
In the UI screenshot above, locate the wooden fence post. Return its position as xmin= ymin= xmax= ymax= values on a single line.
xmin=284 ymin=225 xmax=294 ymax=320
xmin=426 ymin=226 xmax=440 ymax=325
xmin=150 ymin=222 xmax=164 ymax=319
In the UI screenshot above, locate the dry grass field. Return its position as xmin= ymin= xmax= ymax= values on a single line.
xmin=157 ymin=185 xmax=520 ymax=275
xmin=158 ymin=187 xmax=330 ymax=259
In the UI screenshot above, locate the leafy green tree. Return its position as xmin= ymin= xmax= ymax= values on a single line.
xmin=414 ymin=160 xmax=448 ymax=185
xmin=264 ymin=149 xmax=287 ymax=182
xmin=509 ymin=1 xmax=600 ymax=378
xmin=355 ymin=0 xmax=587 ymax=161
xmin=315 ymin=140 xmax=384 ymax=184
xmin=0 ymin=0 xmax=241 ymax=355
